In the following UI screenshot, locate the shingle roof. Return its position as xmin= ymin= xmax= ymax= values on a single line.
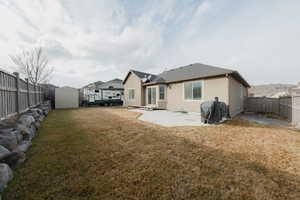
xmin=97 ymin=78 xmax=124 ymax=89
xmin=123 ymin=70 xmax=158 ymax=84
xmin=152 ymin=63 xmax=234 ymax=83
xmin=124 ymin=63 xmax=250 ymax=87
xmin=131 ymin=70 xmax=157 ymax=81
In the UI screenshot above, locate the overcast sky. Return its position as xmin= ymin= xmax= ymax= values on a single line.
xmin=0 ymin=0 xmax=299 ymax=87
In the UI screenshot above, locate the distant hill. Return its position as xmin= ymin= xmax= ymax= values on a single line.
xmin=249 ymin=84 xmax=297 ymax=98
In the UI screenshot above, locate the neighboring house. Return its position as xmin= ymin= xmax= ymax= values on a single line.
xmin=83 ymin=80 xmax=104 ymax=89
xmin=82 ymin=79 xmax=124 ymax=104
xmin=123 ymin=63 xmax=250 ymax=117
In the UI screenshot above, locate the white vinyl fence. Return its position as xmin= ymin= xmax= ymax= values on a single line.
xmin=0 ymin=69 xmax=43 ymax=120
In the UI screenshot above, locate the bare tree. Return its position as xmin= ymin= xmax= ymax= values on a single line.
xmin=10 ymin=47 xmax=53 ymax=85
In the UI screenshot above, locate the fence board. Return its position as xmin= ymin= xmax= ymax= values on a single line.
xmin=0 ymin=69 xmax=43 ymax=120
xmin=245 ymin=97 xmax=292 ymax=121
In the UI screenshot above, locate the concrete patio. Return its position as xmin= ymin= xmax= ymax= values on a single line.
xmin=132 ymin=109 xmax=209 ymax=127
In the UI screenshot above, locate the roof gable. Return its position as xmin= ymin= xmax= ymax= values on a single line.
xmin=123 ymin=70 xmax=157 ymax=84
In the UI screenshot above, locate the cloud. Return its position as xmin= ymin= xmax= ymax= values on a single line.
xmin=0 ymin=0 xmax=299 ymax=87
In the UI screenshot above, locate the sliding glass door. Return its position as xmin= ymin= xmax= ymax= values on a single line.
xmin=147 ymin=87 xmax=156 ymax=105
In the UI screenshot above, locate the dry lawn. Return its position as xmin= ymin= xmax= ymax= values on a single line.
xmin=4 ymin=107 xmax=300 ymax=200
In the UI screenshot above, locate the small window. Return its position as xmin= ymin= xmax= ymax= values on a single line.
xmin=159 ymin=86 xmax=165 ymax=100
xmin=184 ymin=81 xmax=202 ymax=100
xmin=109 ymin=86 xmax=114 ymax=89
xmin=95 ymin=90 xmax=99 ymax=93
xmin=128 ymin=89 xmax=135 ymax=100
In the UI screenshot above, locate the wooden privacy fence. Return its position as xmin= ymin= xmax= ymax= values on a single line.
xmin=245 ymin=97 xmax=292 ymax=121
xmin=0 ymin=69 xmax=43 ymax=120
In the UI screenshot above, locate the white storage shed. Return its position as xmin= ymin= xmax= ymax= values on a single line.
xmin=55 ymin=87 xmax=79 ymax=109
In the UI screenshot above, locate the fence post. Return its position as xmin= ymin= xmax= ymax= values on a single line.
xmin=26 ymin=78 xmax=30 ymax=107
xmin=278 ymin=97 xmax=281 ymax=116
xmin=13 ymin=72 xmax=20 ymax=114
xmin=34 ymin=84 xmax=37 ymax=105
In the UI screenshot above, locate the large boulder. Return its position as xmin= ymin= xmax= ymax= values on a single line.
xmin=13 ymin=129 xmax=23 ymax=144
xmin=31 ymin=108 xmax=43 ymax=116
xmin=0 ymin=119 xmax=18 ymax=129
xmin=18 ymin=115 xmax=35 ymax=128
xmin=43 ymin=109 xmax=49 ymax=116
xmin=1 ymin=151 xmax=26 ymax=169
xmin=25 ymin=109 xmax=45 ymax=124
xmin=0 ymin=145 xmax=11 ymax=160
xmin=0 ymin=129 xmax=18 ymax=151
xmin=38 ymin=102 xmax=51 ymax=116
xmin=0 ymin=163 xmax=13 ymax=192
xmin=17 ymin=124 xmax=36 ymax=141
xmin=16 ymin=141 xmax=32 ymax=153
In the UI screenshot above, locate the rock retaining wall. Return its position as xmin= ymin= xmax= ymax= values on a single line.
xmin=0 ymin=101 xmax=51 ymax=196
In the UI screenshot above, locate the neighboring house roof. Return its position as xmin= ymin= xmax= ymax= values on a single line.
xmin=97 ymin=78 xmax=124 ymax=89
xmin=83 ymin=80 xmax=104 ymax=88
xmin=124 ymin=63 xmax=250 ymax=87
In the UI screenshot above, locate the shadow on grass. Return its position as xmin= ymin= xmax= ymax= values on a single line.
xmin=3 ymin=108 xmax=300 ymax=200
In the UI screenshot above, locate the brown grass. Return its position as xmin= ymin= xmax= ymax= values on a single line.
xmin=4 ymin=107 xmax=300 ymax=200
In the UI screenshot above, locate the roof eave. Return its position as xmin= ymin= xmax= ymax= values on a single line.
xmin=142 ymin=72 xmax=250 ymax=88
xmin=230 ymin=71 xmax=251 ymax=88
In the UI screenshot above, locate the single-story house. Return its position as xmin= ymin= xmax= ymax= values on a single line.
xmin=123 ymin=63 xmax=250 ymax=117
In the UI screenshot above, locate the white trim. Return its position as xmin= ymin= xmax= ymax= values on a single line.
xmin=182 ymin=80 xmax=204 ymax=101
xmin=146 ymin=85 xmax=157 ymax=105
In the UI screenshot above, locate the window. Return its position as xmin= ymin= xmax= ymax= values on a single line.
xmin=159 ymin=86 xmax=165 ymax=100
xmin=128 ymin=89 xmax=135 ymax=100
xmin=184 ymin=81 xmax=202 ymax=100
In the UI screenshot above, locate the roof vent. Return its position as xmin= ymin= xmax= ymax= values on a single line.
xmin=141 ymin=75 xmax=152 ymax=83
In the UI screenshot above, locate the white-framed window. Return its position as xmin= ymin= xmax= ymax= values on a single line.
xmin=159 ymin=85 xmax=166 ymax=100
xmin=147 ymin=87 xmax=156 ymax=104
xmin=184 ymin=81 xmax=202 ymax=100
xmin=128 ymin=89 xmax=135 ymax=100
